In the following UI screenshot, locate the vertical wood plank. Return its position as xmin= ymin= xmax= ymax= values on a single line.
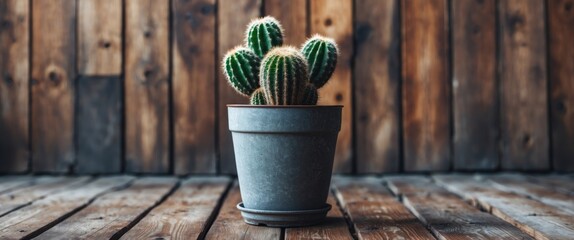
xmin=125 ymin=0 xmax=170 ymax=173
xmin=76 ymin=76 xmax=121 ymax=173
xmin=264 ymin=0 xmax=307 ymax=45
xmin=31 ymin=0 xmax=76 ymax=172
xmin=310 ymin=0 xmax=353 ymax=173
xmin=499 ymin=0 xmax=548 ymax=170
xmin=76 ymin=0 xmax=123 ymax=174
xmin=355 ymin=0 xmax=401 ymax=173
xmin=172 ymin=0 xmax=217 ymax=174
xmin=402 ymin=0 xmax=450 ymax=171
xmin=548 ymin=0 xmax=574 ymax=172
xmin=0 ymin=0 xmax=29 ymax=173
xmin=218 ymin=0 xmax=261 ymax=174
xmin=452 ymin=0 xmax=498 ymax=170
xmin=77 ymin=0 xmax=122 ymax=75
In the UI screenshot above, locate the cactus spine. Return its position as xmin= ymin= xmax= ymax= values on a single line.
xmin=300 ymin=84 xmax=318 ymax=105
xmin=246 ymin=17 xmax=284 ymax=58
xmin=301 ymin=35 xmax=338 ymax=88
xmin=223 ymin=47 xmax=261 ymax=96
xmin=250 ymin=88 xmax=267 ymax=105
xmin=260 ymin=47 xmax=308 ymax=105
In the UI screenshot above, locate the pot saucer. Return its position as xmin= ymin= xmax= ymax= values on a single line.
xmin=236 ymin=202 xmax=332 ymax=227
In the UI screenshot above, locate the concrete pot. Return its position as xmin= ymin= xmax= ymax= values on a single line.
xmin=228 ymin=105 xmax=342 ymax=227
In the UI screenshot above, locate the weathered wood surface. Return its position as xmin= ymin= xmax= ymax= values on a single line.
xmin=434 ymin=175 xmax=574 ymax=240
xmin=217 ymin=0 xmax=260 ymax=174
xmin=76 ymin=0 xmax=123 ymax=174
xmin=76 ymin=76 xmax=122 ymax=174
xmin=264 ymin=0 xmax=307 ymax=45
xmin=0 ymin=176 xmax=33 ymax=194
xmin=0 ymin=177 xmax=89 ymax=217
xmin=529 ymin=175 xmax=574 ymax=195
xmin=31 ymin=0 xmax=76 ymax=172
xmin=387 ymin=176 xmax=533 ymax=240
xmin=486 ymin=174 xmax=574 ymax=214
xmin=285 ymin=194 xmax=353 ymax=240
xmin=205 ymin=183 xmax=281 ymax=239
xmin=333 ymin=177 xmax=434 ymax=239
xmin=310 ymin=0 xmax=354 ymax=173
xmin=451 ymin=0 xmax=498 ymax=170
xmin=499 ymin=0 xmax=549 ymax=170
xmin=354 ymin=0 xmax=401 ymax=173
xmin=172 ymin=0 xmax=217 ymax=174
xmin=121 ymin=177 xmax=230 ymax=239
xmin=549 ymin=0 xmax=574 ymax=172
xmin=36 ymin=177 xmax=178 ymax=240
xmin=125 ymin=0 xmax=170 ymax=173
xmin=0 ymin=176 xmax=134 ymax=239
xmin=401 ymin=0 xmax=450 ymax=171
xmin=0 ymin=0 xmax=29 ymax=173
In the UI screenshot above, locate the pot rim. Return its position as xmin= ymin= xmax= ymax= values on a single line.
xmin=227 ymin=104 xmax=343 ymax=108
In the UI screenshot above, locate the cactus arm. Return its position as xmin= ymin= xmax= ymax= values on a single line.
xmin=222 ymin=47 xmax=261 ymax=96
xmin=246 ymin=16 xmax=284 ymax=58
xmin=250 ymin=88 xmax=267 ymax=105
xmin=301 ymin=35 xmax=338 ymax=88
xmin=300 ymin=84 xmax=318 ymax=105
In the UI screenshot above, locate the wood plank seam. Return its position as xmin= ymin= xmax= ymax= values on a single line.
xmin=196 ymin=179 xmax=234 ymax=240
xmin=19 ymin=177 xmax=136 ymax=239
xmin=109 ymin=179 xmax=181 ymax=239
xmin=330 ymin=188 xmax=359 ymax=240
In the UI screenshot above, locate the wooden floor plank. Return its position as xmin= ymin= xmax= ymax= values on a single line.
xmin=333 ymin=177 xmax=434 ymax=239
xmin=485 ymin=174 xmax=574 ymax=214
xmin=285 ymin=194 xmax=353 ymax=240
xmin=120 ymin=177 xmax=230 ymax=239
xmin=0 ymin=176 xmax=33 ymax=194
xmin=387 ymin=176 xmax=532 ymax=240
xmin=0 ymin=176 xmax=134 ymax=239
xmin=205 ymin=183 xmax=281 ymax=239
xmin=0 ymin=177 xmax=90 ymax=217
xmin=35 ymin=177 xmax=178 ymax=239
xmin=528 ymin=175 xmax=574 ymax=195
xmin=434 ymin=175 xmax=574 ymax=240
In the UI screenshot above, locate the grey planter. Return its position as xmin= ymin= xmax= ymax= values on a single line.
xmin=228 ymin=105 xmax=342 ymax=227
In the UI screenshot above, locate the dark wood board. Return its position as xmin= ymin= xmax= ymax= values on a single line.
xmin=264 ymin=0 xmax=308 ymax=45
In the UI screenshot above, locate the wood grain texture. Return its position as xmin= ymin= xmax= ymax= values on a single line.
xmin=172 ymin=0 xmax=217 ymax=174
xmin=486 ymin=174 xmax=574 ymax=214
xmin=355 ymin=0 xmax=401 ymax=173
xmin=285 ymin=194 xmax=353 ymax=240
xmin=333 ymin=177 xmax=434 ymax=239
xmin=310 ymin=0 xmax=353 ymax=173
xmin=0 ymin=0 xmax=29 ymax=173
xmin=0 ymin=176 xmax=134 ymax=239
xmin=76 ymin=76 xmax=121 ymax=174
xmin=529 ymin=175 xmax=574 ymax=195
xmin=548 ymin=0 xmax=574 ymax=172
xmin=264 ymin=0 xmax=307 ymax=45
xmin=401 ymin=0 xmax=450 ymax=171
xmin=125 ymin=0 xmax=170 ymax=173
xmin=121 ymin=177 xmax=230 ymax=239
xmin=31 ymin=0 xmax=76 ymax=173
xmin=77 ymin=0 xmax=122 ymax=75
xmin=388 ymin=176 xmax=533 ymax=240
xmin=217 ymin=0 xmax=260 ymax=174
xmin=0 ymin=176 xmax=33 ymax=194
xmin=452 ymin=0 xmax=498 ymax=170
xmin=36 ymin=177 xmax=178 ymax=240
xmin=499 ymin=0 xmax=549 ymax=170
xmin=205 ymin=183 xmax=281 ymax=239
xmin=434 ymin=175 xmax=574 ymax=240
xmin=0 ymin=177 xmax=89 ymax=217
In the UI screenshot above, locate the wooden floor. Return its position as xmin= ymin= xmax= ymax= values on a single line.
xmin=0 ymin=174 xmax=572 ymax=239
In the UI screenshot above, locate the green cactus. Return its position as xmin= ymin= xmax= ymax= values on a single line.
xmin=260 ymin=47 xmax=308 ymax=105
xmin=301 ymin=35 xmax=338 ymax=88
xmin=250 ymin=88 xmax=267 ymax=105
xmin=222 ymin=46 xmax=261 ymax=96
xmin=300 ymin=84 xmax=318 ymax=105
xmin=246 ymin=16 xmax=284 ymax=58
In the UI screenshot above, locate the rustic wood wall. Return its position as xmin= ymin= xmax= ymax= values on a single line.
xmin=0 ymin=0 xmax=573 ymax=174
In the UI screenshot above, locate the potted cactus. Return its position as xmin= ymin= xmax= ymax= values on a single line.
xmin=223 ymin=16 xmax=340 ymax=227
